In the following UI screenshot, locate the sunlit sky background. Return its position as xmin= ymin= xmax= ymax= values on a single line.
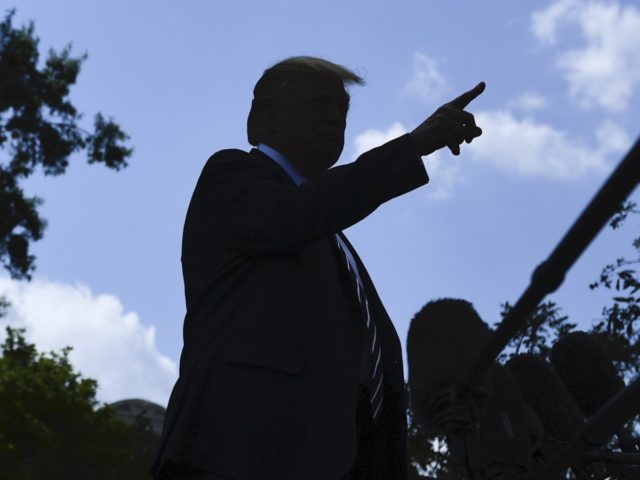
xmin=1 ymin=0 xmax=639 ymax=408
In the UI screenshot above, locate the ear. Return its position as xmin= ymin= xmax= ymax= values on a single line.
xmin=259 ymin=100 xmax=278 ymax=137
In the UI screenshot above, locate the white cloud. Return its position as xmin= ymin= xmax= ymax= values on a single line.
xmin=353 ymin=122 xmax=409 ymax=159
xmin=531 ymin=0 xmax=579 ymax=45
xmin=403 ymin=52 xmax=448 ymax=104
xmin=352 ymin=114 xmax=631 ymax=188
xmin=467 ymin=110 xmax=630 ymax=179
xmin=595 ymin=118 xmax=633 ymax=155
xmin=352 ymin=122 xmax=464 ymax=201
xmin=0 ymin=277 xmax=177 ymax=408
xmin=507 ymin=92 xmax=548 ymax=112
xmin=420 ymin=150 xmax=465 ymax=201
xmin=532 ymin=0 xmax=640 ymax=112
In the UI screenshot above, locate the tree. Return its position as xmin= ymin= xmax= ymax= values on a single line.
xmin=496 ymin=300 xmax=577 ymax=362
xmin=588 ymin=201 xmax=640 ymax=378
xmin=0 ymin=10 xmax=160 ymax=477
xmin=0 ymin=325 xmax=157 ymax=479
xmin=0 ymin=8 xmax=132 ymax=280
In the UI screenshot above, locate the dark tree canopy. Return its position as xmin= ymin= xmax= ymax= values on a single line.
xmin=0 ymin=325 xmax=159 ymax=479
xmin=0 ymin=8 xmax=132 ymax=280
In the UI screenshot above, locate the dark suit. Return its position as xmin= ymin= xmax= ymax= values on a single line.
xmin=151 ymin=133 xmax=429 ymax=480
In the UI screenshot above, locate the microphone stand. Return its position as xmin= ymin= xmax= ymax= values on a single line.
xmin=583 ymin=450 xmax=640 ymax=465
xmin=532 ymin=374 xmax=640 ymax=480
xmin=460 ymin=136 xmax=640 ymax=389
xmin=453 ymin=136 xmax=640 ymax=478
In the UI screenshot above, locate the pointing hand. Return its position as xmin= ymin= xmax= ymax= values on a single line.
xmin=410 ymin=82 xmax=485 ymax=156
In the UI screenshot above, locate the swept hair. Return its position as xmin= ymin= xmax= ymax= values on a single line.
xmin=247 ymin=56 xmax=365 ymax=146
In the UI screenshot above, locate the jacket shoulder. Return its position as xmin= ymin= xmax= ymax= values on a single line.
xmin=200 ymin=148 xmax=274 ymax=179
xmin=204 ymin=148 xmax=252 ymax=168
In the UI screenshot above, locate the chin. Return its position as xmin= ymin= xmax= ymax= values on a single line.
xmin=303 ymin=142 xmax=343 ymax=175
xmin=320 ymin=143 xmax=343 ymax=161
xmin=318 ymin=152 xmax=341 ymax=170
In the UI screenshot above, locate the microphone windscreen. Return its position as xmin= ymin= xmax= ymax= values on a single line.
xmin=470 ymin=364 xmax=533 ymax=478
xmin=549 ymin=331 xmax=625 ymax=417
xmin=522 ymin=401 xmax=544 ymax=451
xmin=505 ymin=354 xmax=585 ymax=443
xmin=407 ymin=298 xmax=493 ymax=429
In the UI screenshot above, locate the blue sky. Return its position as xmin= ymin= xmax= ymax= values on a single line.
xmin=1 ymin=0 xmax=639 ymax=407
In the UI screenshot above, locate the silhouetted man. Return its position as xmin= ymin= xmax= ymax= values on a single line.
xmin=151 ymin=56 xmax=485 ymax=480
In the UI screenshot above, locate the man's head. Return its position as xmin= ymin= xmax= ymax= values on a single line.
xmin=247 ymin=56 xmax=364 ymax=179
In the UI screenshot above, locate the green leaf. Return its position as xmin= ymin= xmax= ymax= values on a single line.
xmin=0 ymin=9 xmax=132 ymax=277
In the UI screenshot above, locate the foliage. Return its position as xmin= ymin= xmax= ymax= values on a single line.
xmin=0 ymin=324 xmax=157 ymax=479
xmin=495 ymin=301 xmax=577 ymax=362
xmin=0 ymin=8 xmax=132 ymax=280
xmin=588 ymin=200 xmax=640 ymax=377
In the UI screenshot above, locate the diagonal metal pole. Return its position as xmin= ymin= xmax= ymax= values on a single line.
xmin=532 ymin=373 xmax=640 ymax=480
xmin=460 ymin=136 xmax=640 ymax=388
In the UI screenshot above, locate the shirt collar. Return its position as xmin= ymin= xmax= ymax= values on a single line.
xmin=257 ymin=143 xmax=307 ymax=186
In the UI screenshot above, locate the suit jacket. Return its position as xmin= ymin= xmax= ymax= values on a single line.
xmin=151 ymin=133 xmax=429 ymax=480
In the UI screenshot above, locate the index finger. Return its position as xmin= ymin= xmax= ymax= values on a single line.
xmin=449 ymin=81 xmax=486 ymax=110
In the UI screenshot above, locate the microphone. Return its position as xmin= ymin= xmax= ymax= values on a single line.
xmin=407 ymin=298 xmax=534 ymax=478
xmin=531 ymin=372 xmax=640 ymax=480
xmin=504 ymin=354 xmax=601 ymax=479
xmin=505 ymin=354 xmax=585 ymax=443
xmin=550 ymin=331 xmax=637 ymax=452
xmin=407 ymin=298 xmax=493 ymax=436
xmin=468 ymin=363 xmax=534 ymax=479
xmin=506 ymin=353 xmax=640 ymax=479
xmin=550 ymin=331 xmax=640 ymax=479
xmin=550 ymin=331 xmax=624 ymax=416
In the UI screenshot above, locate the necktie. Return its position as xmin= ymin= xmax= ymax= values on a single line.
xmin=334 ymin=235 xmax=384 ymax=423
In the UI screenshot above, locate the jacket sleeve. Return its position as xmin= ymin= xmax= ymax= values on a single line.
xmin=185 ymin=133 xmax=429 ymax=259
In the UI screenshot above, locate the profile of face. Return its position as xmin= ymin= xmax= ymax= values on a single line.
xmin=263 ymin=75 xmax=350 ymax=179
